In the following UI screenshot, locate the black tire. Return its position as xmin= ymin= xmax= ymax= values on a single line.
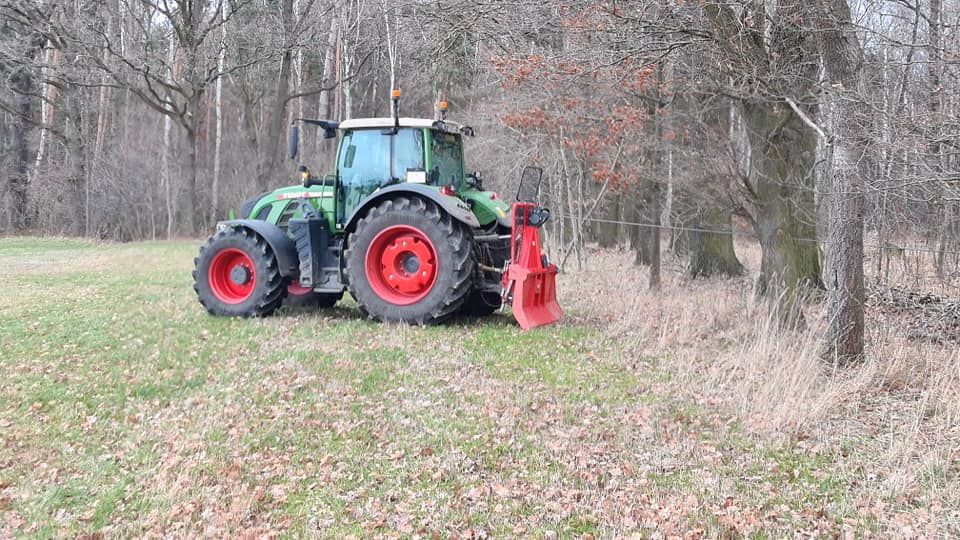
xmin=345 ymin=196 xmax=474 ymax=324
xmin=459 ymin=290 xmax=503 ymax=317
xmin=193 ymin=227 xmax=286 ymax=317
xmin=284 ymin=285 xmax=343 ymax=309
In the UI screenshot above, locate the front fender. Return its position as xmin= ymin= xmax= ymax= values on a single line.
xmin=344 ymin=184 xmax=481 ymax=233
xmin=217 ymin=219 xmax=299 ymax=277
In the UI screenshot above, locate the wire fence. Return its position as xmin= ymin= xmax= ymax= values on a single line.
xmin=552 ymin=213 xmax=960 ymax=257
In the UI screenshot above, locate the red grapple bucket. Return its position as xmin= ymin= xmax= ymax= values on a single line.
xmin=502 ymin=203 xmax=563 ymax=330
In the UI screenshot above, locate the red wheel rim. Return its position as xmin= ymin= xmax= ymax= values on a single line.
xmin=365 ymin=225 xmax=438 ymax=305
xmin=208 ymin=248 xmax=256 ymax=304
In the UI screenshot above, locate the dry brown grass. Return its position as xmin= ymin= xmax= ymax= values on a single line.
xmin=559 ymin=236 xmax=960 ymax=533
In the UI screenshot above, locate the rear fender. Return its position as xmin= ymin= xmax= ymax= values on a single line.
xmin=217 ymin=219 xmax=299 ymax=277
xmin=344 ymin=184 xmax=480 ymax=233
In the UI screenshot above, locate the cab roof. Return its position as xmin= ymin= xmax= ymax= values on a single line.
xmin=338 ymin=117 xmax=475 ymax=136
xmin=338 ymin=117 xmax=436 ymax=129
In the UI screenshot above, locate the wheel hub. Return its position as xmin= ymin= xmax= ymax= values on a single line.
xmin=230 ymin=265 xmax=252 ymax=286
xmin=401 ymin=253 xmax=421 ymax=274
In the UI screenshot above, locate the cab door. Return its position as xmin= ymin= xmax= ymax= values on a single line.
xmin=335 ymin=127 xmax=425 ymax=226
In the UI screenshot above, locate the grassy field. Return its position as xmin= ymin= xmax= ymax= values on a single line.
xmin=0 ymin=237 xmax=955 ymax=537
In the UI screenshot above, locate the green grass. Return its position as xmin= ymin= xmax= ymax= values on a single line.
xmin=0 ymin=237 xmax=879 ymax=537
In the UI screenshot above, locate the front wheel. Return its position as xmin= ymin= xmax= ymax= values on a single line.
xmin=193 ymin=228 xmax=286 ymax=317
xmin=345 ymin=196 xmax=474 ymax=325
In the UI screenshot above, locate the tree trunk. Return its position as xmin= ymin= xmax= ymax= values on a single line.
xmin=185 ymin=124 xmax=200 ymax=233
xmin=210 ymin=0 xmax=226 ymax=224
xmin=632 ymin=182 xmax=652 ymax=266
xmin=743 ymin=102 xmax=822 ymax=325
xmin=34 ymin=44 xmax=59 ymax=174
xmin=66 ymin=91 xmax=88 ymax=236
xmin=688 ymin=207 xmax=744 ymax=278
xmin=9 ymin=65 xmax=33 ymax=231
xmin=596 ymin=192 xmax=619 ymax=248
xmin=648 ymin=178 xmax=661 ymax=289
xmin=814 ymin=0 xmax=866 ymax=363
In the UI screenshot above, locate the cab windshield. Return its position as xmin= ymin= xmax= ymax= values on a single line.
xmin=338 ymin=128 xmax=424 ymax=187
xmin=431 ymin=132 xmax=463 ymax=187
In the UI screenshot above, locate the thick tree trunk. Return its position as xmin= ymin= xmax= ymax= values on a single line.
xmin=743 ymin=103 xmax=822 ymax=324
xmin=9 ymin=66 xmax=32 ymax=231
xmin=632 ymin=187 xmax=653 ymax=266
xmin=67 ymin=92 xmax=88 ymax=236
xmin=815 ymin=0 xmax=866 ymax=363
xmin=596 ymin=192 xmax=620 ymax=248
xmin=688 ymin=207 xmax=744 ymax=278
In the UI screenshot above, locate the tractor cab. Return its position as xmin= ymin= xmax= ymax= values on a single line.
xmin=279 ymin=115 xmax=508 ymax=238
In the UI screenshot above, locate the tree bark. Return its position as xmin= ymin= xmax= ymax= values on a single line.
xmin=743 ymin=101 xmax=822 ymax=325
xmin=688 ymin=207 xmax=744 ymax=278
xmin=814 ymin=0 xmax=866 ymax=363
xmin=9 ymin=64 xmax=33 ymax=231
xmin=596 ymin=192 xmax=619 ymax=248
xmin=162 ymin=31 xmax=176 ymax=239
xmin=632 ymin=183 xmax=652 ymax=266
xmin=66 ymin=91 xmax=88 ymax=236
xmin=648 ymin=178 xmax=661 ymax=289
xmin=211 ymin=0 xmax=226 ymax=224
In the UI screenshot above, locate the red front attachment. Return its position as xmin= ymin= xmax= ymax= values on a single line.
xmin=502 ymin=202 xmax=563 ymax=330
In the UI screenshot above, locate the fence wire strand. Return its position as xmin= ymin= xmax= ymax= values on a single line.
xmin=553 ymin=214 xmax=960 ymax=258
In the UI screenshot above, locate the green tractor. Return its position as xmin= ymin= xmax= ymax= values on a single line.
xmin=192 ymin=92 xmax=562 ymax=329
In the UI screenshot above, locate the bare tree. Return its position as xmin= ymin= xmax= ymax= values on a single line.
xmin=0 ymin=3 xmax=44 ymax=231
xmin=813 ymin=0 xmax=866 ymax=362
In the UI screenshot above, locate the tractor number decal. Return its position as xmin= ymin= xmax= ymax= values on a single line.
xmin=275 ymin=192 xmax=331 ymax=200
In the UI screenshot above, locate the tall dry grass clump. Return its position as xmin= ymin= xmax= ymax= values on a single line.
xmin=559 ymin=240 xmax=960 ymax=516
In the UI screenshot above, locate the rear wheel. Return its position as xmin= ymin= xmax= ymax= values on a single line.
xmin=193 ymin=228 xmax=286 ymax=317
xmin=345 ymin=196 xmax=474 ymax=324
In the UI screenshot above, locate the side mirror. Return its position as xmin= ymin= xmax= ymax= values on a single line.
xmin=516 ymin=166 xmax=543 ymax=202
xmin=288 ymin=125 xmax=299 ymax=159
